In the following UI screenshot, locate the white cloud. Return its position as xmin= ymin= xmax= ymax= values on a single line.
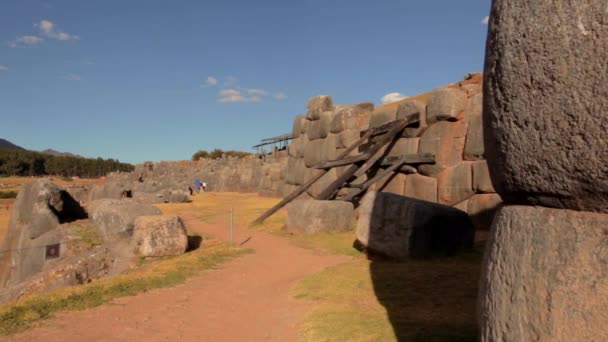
xmin=481 ymin=16 xmax=489 ymax=25
xmin=381 ymin=92 xmax=408 ymax=104
xmin=218 ymin=88 xmax=262 ymax=103
xmin=35 ymin=19 xmax=79 ymax=41
xmin=63 ymin=73 xmax=82 ymax=81
xmin=246 ymin=88 xmax=269 ymax=96
xmin=274 ymin=92 xmax=287 ymax=100
xmin=0 ymin=65 xmax=7 ymax=71
xmin=9 ymin=35 xmax=44 ymax=48
xmin=206 ymin=76 xmax=218 ymax=86
xmin=219 ymin=88 xmax=240 ymax=97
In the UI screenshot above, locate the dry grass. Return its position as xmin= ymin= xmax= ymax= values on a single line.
xmin=294 ymin=249 xmax=483 ymax=342
xmin=0 ymin=176 xmax=104 ymax=193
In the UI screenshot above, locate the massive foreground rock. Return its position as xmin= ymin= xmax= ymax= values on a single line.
xmin=355 ymin=191 xmax=474 ymax=259
xmin=0 ymin=179 xmax=87 ymax=288
xmin=479 ymin=206 xmax=608 ymax=341
xmin=483 ymin=0 xmax=608 ymax=213
xmin=286 ymin=200 xmax=354 ymax=234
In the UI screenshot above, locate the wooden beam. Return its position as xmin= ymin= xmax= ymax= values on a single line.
xmin=311 ymin=153 xmax=370 ymax=169
xmin=378 ymin=153 xmax=435 ymax=166
xmin=315 ymin=119 xmax=408 ymax=200
xmin=341 ymin=153 xmax=414 ymax=202
xmin=250 ymin=124 xmax=377 ymax=225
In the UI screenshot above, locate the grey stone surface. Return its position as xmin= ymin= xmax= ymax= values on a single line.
xmin=0 ymin=180 xmax=88 ymax=289
xmin=132 ymin=215 xmax=188 ymax=257
xmin=404 ymin=173 xmax=437 ymax=203
xmin=306 ymin=95 xmax=333 ymax=120
xmin=89 ymin=199 xmax=162 ymax=239
xmin=369 ymin=106 xmax=398 ymax=128
xmin=307 ymin=119 xmax=328 ymax=141
xmin=291 ymin=115 xmax=306 ymax=138
xmin=398 ymin=100 xmax=428 ymax=137
xmin=418 ymin=120 xmax=467 ymax=176
xmin=437 ymin=162 xmax=474 ymax=206
xmin=286 ymin=200 xmax=354 ymax=234
xmin=356 ymin=191 xmax=474 ymax=259
xmin=479 ymin=205 xmax=608 ymax=341
xmin=483 ymin=0 xmax=608 ymax=212
xmin=330 ymin=102 xmax=374 ymax=133
xmin=472 ymin=160 xmax=495 ymax=193
xmin=426 ymin=87 xmax=466 ymax=123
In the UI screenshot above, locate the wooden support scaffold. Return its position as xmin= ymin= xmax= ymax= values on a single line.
xmin=251 ymin=118 xmax=436 ymax=225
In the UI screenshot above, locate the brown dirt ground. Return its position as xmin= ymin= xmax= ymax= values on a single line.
xmin=10 ymin=211 xmax=352 ymax=341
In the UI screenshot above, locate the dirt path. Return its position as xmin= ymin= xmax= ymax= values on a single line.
xmin=11 ymin=213 xmax=352 ymax=341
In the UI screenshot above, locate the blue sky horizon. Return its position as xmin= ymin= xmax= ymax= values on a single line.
xmin=1 ymin=0 xmax=491 ymax=164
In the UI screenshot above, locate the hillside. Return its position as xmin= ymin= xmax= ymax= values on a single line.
xmin=0 ymin=139 xmax=24 ymax=151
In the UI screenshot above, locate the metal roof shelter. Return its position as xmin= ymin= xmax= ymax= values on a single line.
xmin=252 ymin=133 xmax=293 ymax=155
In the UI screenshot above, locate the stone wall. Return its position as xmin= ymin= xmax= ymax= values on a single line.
xmin=91 ymin=152 xmax=290 ymax=203
xmin=286 ymin=73 xmax=501 ymax=230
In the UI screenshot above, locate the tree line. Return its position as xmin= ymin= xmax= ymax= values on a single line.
xmin=0 ymin=149 xmax=134 ymax=178
xmin=192 ymin=149 xmax=252 ymax=161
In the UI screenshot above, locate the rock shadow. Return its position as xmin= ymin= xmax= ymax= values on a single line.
xmin=186 ymin=235 xmax=203 ymax=252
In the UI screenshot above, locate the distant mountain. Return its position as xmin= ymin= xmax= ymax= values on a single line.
xmin=0 ymin=138 xmax=25 ymax=151
xmin=40 ymin=149 xmax=83 ymax=158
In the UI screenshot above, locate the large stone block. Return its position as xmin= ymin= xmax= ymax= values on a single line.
xmin=310 ymin=168 xmax=338 ymax=199
xmin=483 ymin=0 xmax=608 ymax=213
xmin=397 ymin=100 xmax=428 ymax=137
xmin=356 ymin=191 xmax=474 ymax=259
xmin=471 ymin=160 xmax=495 ymax=193
xmin=306 ymin=95 xmax=333 ymax=120
xmin=426 ymin=87 xmax=466 ymax=123
xmin=437 ymin=162 xmax=474 ymax=206
xmin=89 ymin=199 xmax=162 ymax=239
xmin=286 ymin=200 xmax=354 ymax=234
xmin=307 ymin=119 xmax=329 ymax=141
xmin=294 ymin=158 xmax=307 ymax=186
xmin=417 ymin=120 xmax=467 ymax=176
xmin=330 ymin=102 xmax=374 ymax=133
xmin=418 ymin=120 xmax=467 ymax=176
xmin=132 ymin=215 xmax=188 ymax=257
xmin=463 ymin=112 xmax=484 ymax=161
xmin=369 ymin=105 xmax=398 ymax=128
xmin=479 ymin=206 xmax=608 ymax=341
xmin=291 ymin=115 xmax=306 ymax=139
xmin=376 ymin=172 xmax=406 ymax=196
xmin=467 ymin=194 xmax=502 ymax=230
xmin=338 ymin=129 xmax=361 ymax=149
xmin=386 ymin=137 xmax=419 ymax=158
xmin=303 ymin=139 xmax=325 ymax=167
xmin=404 ymin=173 xmax=437 ymax=203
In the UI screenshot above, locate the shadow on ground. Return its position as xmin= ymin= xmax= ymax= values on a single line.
xmin=369 ymin=242 xmax=485 ymax=342
xmin=186 ymin=235 xmax=203 ymax=252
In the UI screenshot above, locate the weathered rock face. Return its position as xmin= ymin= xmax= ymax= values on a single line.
xmin=0 ymin=179 xmax=87 ymax=288
xmin=0 ymin=246 xmax=113 ymax=302
xmin=483 ymin=0 xmax=608 ymax=213
xmin=286 ymin=200 xmax=354 ymax=234
xmin=355 ymin=191 xmax=474 ymax=259
xmin=89 ymin=199 xmax=162 ymax=239
xmin=479 ymin=205 xmax=608 ymax=341
xmin=132 ymin=215 xmax=188 ymax=257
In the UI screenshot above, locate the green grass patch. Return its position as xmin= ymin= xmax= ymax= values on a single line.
xmin=290 ymin=232 xmax=361 ymax=257
xmin=72 ymin=223 xmax=104 ymax=247
xmin=0 ymin=191 xmax=17 ymax=199
xmin=293 ymin=247 xmax=483 ymax=342
xmin=0 ymin=239 xmax=253 ymax=336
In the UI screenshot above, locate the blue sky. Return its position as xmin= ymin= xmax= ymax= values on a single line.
xmin=0 ymin=0 xmax=491 ymax=164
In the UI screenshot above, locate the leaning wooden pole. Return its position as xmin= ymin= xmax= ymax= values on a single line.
xmin=250 ymin=126 xmax=376 ymax=225
xmin=315 ymin=119 xmax=408 ymax=200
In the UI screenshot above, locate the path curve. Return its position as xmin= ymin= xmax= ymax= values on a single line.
xmin=12 ymin=212 xmax=351 ymax=341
